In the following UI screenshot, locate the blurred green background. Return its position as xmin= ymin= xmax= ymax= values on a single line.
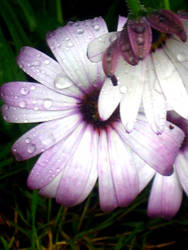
xmin=1 ymin=0 xmax=188 ymax=249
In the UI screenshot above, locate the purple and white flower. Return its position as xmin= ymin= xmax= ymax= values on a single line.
xmin=139 ymin=112 xmax=188 ymax=219
xmin=87 ymin=11 xmax=188 ymax=134
xmin=0 ymin=17 xmax=185 ymax=211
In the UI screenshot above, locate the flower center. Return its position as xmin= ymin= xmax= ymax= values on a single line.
xmin=151 ymin=29 xmax=169 ymax=52
xmin=79 ymin=87 xmax=119 ymax=130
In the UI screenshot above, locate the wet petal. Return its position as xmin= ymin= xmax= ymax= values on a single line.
xmin=115 ymin=118 xmax=185 ymax=175
xmin=147 ymin=172 xmax=183 ymax=219
xmin=98 ymin=131 xmax=118 ymax=211
xmin=27 ymin=123 xmax=85 ymax=190
xmin=107 ymin=128 xmax=139 ymax=207
xmin=47 ymin=18 xmax=107 ymax=89
xmin=152 ymin=49 xmax=188 ymax=119
xmin=143 ymin=57 xmax=167 ymax=134
xmin=0 ymin=82 xmax=77 ymax=111
xmin=12 ymin=113 xmax=81 ymax=160
xmin=147 ymin=9 xmax=187 ymax=41
xmin=87 ymin=31 xmax=119 ymax=62
xmin=2 ymin=104 xmax=73 ymax=123
xmin=56 ymin=126 xmax=98 ymax=206
xmin=175 ymin=151 xmax=188 ymax=195
xmin=98 ymin=78 xmax=121 ymax=120
xmin=128 ymin=17 xmax=152 ymax=60
xmin=118 ymin=59 xmax=144 ymax=132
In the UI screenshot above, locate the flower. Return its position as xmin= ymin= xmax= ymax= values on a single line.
xmin=138 ymin=111 xmax=188 ymax=219
xmin=0 ymin=17 xmax=184 ymax=211
xmin=87 ymin=11 xmax=188 ymax=134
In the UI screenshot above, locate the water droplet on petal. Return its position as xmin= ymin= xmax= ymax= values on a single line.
xmin=19 ymin=101 xmax=26 ymax=108
xmin=25 ymin=137 xmax=31 ymax=144
xmin=20 ymin=87 xmax=29 ymax=96
xmin=41 ymin=133 xmax=55 ymax=146
xmin=31 ymin=61 xmax=40 ymax=66
xmin=94 ymin=24 xmax=100 ymax=31
xmin=43 ymin=99 xmax=52 ymax=109
xmin=27 ymin=143 xmax=36 ymax=154
xmin=30 ymin=86 xmax=36 ymax=91
xmin=44 ymin=60 xmax=50 ymax=65
xmin=177 ymin=54 xmax=185 ymax=62
xmin=120 ymin=86 xmax=127 ymax=94
xmin=54 ymin=74 xmax=73 ymax=89
xmin=77 ymin=28 xmax=84 ymax=34
xmin=67 ymin=41 xmax=74 ymax=47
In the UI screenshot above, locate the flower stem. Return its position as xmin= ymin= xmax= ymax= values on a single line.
xmin=126 ymin=0 xmax=144 ymax=17
xmin=164 ymin=0 xmax=171 ymax=10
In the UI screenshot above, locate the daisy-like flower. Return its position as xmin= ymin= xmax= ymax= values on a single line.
xmin=138 ymin=111 xmax=188 ymax=219
xmin=0 ymin=18 xmax=184 ymax=211
xmin=87 ymin=10 xmax=188 ymax=134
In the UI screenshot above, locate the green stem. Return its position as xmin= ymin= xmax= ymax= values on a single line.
xmin=164 ymin=0 xmax=171 ymax=10
xmin=126 ymin=0 xmax=144 ymax=17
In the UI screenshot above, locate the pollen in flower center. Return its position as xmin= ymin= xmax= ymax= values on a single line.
xmin=151 ymin=29 xmax=169 ymax=52
xmin=79 ymin=87 xmax=119 ymax=129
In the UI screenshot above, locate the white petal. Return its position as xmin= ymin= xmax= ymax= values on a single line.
xmin=143 ymin=57 xmax=167 ymax=134
xmin=87 ymin=32 xmax=120 ymax=62
xmin=107 ymin=128 xmax=139 ymax=207
xmin=175 ymin=151 xmax=188 ymax=195
xmin=117 ymin=16 xmax=127 ymax=31
xmin=148 ymin=172 xmax=183 ymax=219
xmin=152 ymin=49 xmax=188 ymax=119
xmin=98 ymin=130 xmax=118 ymax=211
xmin=98 ymin=78 xmax=121 ymax=120
xmin=12 ymin=113 xmax=81 ymax=160
xmin=47 ymin=18 xmax=107 ymax=89
xmin=56 ymin=126 xmax=98 ymax=206
xmin=117 ymin=59 xmax=145 ymax=132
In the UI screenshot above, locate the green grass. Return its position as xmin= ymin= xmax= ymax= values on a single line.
xmin=1 ymin=0 xmax=188 ymax=249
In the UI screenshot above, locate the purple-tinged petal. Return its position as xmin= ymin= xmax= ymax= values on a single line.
xmin=102 ymin=40 xmax=120 ymax=79
xmin=177 ymin=10 xmax=188 ymax=21
xmin=118 ymin=28 xmax=138 ymax=65
xmin=133 ymin=153 xmax=155 ymax=192
xmin=107 ymin=128 xmax=139 ymax=207
xmin=56 ymin=126 xmax=98 ymax=206
xmin=114 ymin=117 xmax=185 ymax=175
xmin=98 ymin=78 xmax=121 ymax=120
xmin=87 ymin=32 xmax=119 ymax=62
xmin=147 ymin=9 xmax=187 ymax=42
xmin=118 ymin=59 xmax=145 ymax=132
xmin=117 ymin=16 xmax=127 ymax=31
xmin=143 ymin=56 xmax=167 ymax=134
xmin=1 ymin=104 xmax=73 ymax=123
xmin=27 ymin=122 xmax=85 ymax=189
xmin=47 ymin=18 xmax=107 ymax=89
xmin=39 ymin=173 xmax=62 ymax=198
xmin=175 ymin=152 xmax=188 ymax=195
xmin=127 ymin=17 xmax=152 ymax=60
xmin=12 ymin=113 xmax=81 ymax=160
xmin=152 ymin=49 xmax=188 ymax=119
xmin=98 ymin=130 xmax=118 ymax=211
xmin=148 ymin=172 xmax=183 ymax=219
xmin=0 ymin=82 xmax=77 ymax=111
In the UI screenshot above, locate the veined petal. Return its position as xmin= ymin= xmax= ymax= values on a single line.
xmin=17 ymin=47 xmax=81 ymax=97
xmin=27 ymin=122 xmax=85 ymax=190
xmin=87 ymin=32 xmax=120 ymax=62
xmin=152 ymin=49 xmax=188 ymax=119
xmin=118 ymin=59 xmax=145 ymax=132
xmin=98 ymin=78 xmax=121 ymax=120
xmin=2 ymin=104 xmax=73 ymax=123
xmin=0 ymin=82 xmax=77 ymax=111
xmin=143 ymin=56 xmax=167 ymax=134
xmin=115 ymin=118 xmax=185 ymax=175
xmin=107 ymin=128 xmax=139 ymax=207
xmin=98 ymin=131 xmax=118 ymax=211
xmin=117 ymin=16 xmax=127 ymax=31
xmin=56 ymin=126 xmax=98 ymax=206
xmin=147 ymin=172 xmax=183 ymax=219
xmin=175 ymin=151 xmax=188 ymax=195
xmin=12 ymin=113 xmax=81 ymax=160
xmin=47 ymin=18 xmax=107 ymax=89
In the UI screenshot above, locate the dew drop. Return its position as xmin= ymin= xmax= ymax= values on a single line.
xmin=41 ymin=133 xmax=55 ymax=146
xmin=30 ymin=86 xmax=36 ymax=91
xmin=120 ymin=86 xmax=127 ymax=94
xmin=25 ymin=137 xmax=31 ymax=144
xmin=54 ymin=74 xmax=73 ymax=89
xmin=67 ymin=41 xmax=74 ymax=47
xmin=19 ymin=101 xmax=26 ymax=108
xmin=44 ymin=59 xmax=50 ymax=65
xmin=27 ymin=143 xmax=36 ymax=154
xmin=43 ymin=99 xmax=52 ymax=109
xmin=77 ymin=28 xmax=84 ymax=34
xmin=20 ymin=87 xmax=29 ymax=96
xmin=177 ymin=54 xmax=185 ymax=62
xmin=94 ymin=24 xmax=100 ymax=31
xmin=31 ymin=61 xmax=40 ymax=66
